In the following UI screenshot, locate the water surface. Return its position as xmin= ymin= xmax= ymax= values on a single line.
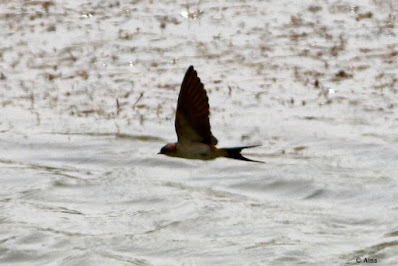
xmin=1 ymin=0 xmax=398 ymax=265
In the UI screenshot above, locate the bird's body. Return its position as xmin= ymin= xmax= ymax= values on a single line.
xmin=159 ymin=66 xmax=262 ymax=163
xmin=160 ymin=142 xmax=223 ymax=160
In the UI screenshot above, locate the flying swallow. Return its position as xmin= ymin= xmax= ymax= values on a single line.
xmin=159 ymin=66 xmax=262 ymax=163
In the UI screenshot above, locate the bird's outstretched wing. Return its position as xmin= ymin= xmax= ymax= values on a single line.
xmin=175 ymin=66 xmax=218 ymax=145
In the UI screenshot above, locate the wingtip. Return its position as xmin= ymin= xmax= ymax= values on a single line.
xmin=183 ymin=65 xmax=198 ymax=83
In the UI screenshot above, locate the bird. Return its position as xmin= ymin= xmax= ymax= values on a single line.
xmin=158 ymin=66 xmax=262 ymax=163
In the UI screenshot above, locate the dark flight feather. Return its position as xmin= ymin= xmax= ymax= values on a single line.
xmin=175 ymin=66 xmax=218 ymax=145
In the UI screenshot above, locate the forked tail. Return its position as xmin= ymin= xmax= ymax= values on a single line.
xmin=223 ymin=145 xmax=263 ymax=163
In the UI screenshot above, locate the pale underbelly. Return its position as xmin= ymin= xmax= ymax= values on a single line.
xmin=174 ymin=143 xmax=221 ymax=160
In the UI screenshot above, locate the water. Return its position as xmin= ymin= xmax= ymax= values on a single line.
xmin=1 ymin=0 xmax=398 ymax=265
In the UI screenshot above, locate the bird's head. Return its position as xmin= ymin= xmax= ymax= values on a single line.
xmin=158 ymin=143 xmax=177 ymax=156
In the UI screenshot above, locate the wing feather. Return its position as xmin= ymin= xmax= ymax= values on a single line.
xmin=175 ymin=66 xmax=218 ymax=145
